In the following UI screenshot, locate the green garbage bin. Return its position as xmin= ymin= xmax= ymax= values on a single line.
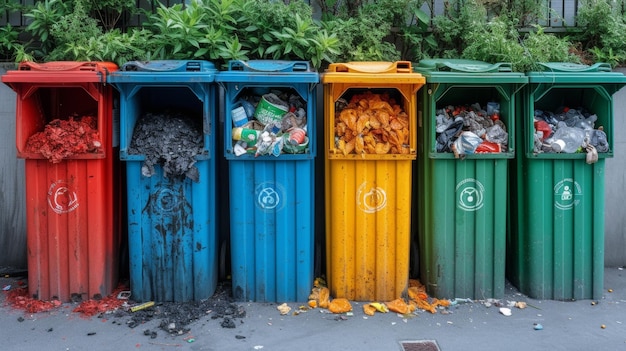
xmin=414 ymin=59 xmax=527 ymax=299
xmin=508 ymin=62 xmax=626 ymax=300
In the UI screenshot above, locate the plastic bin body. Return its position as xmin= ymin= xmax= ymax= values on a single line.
xmin=109 ymin=60 xmax=218 ymax=302
xmin=217 ymin=60 xmax=318 ymax=302
xmin=322 ymin=61 xmax=424 ymax=301
xmin=1 ymin=61 xmax=121 ymax=301
xmin=414 ymin=59 xmax=527 ymax=299
xmin=508 ymin=63 xmax=626 ymax=300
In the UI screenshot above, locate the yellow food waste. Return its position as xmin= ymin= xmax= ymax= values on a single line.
xmin=335 ymin=91 xmax=410 ymax=155
xmin=328 ymin=298 xmax=352 ymax=314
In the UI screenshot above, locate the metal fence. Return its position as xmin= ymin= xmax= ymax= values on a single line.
xmin=0 ymin=0 xmax=609 ymax=31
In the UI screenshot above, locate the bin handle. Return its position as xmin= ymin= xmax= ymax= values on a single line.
xmin=327 ymin=61 xmax=414 ymax=74
xmin=292 ymin=62 xmax=310 ymax=72
xmin=18 ymin=61 xmax=101 ymax=72
xmin=186 ymin=61 xmax=201 ymax=71
xmin=537 ymin=62 xmax=613 ymax=73
xmin=228 ymin=60 xmax=312 ymax=72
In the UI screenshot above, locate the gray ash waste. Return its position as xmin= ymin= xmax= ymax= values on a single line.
xmin=111 ymin=283 xmax=246 ymax=338
xmin=129 ymin=111 xmax=204 ymax=182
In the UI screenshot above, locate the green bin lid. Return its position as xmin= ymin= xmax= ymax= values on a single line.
xmin=414 ymin=59 xmax=527 ymax=83
xmin=527 ymin=62 xmax=626 ymax=86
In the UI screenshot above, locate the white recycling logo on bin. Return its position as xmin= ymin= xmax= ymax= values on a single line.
xmin=356 ymin=181 xmax=387 ymax=213
xmin=47 ymin=180 xmax=80 ymax=214
xmin=554 ymin=178 xmax=582 ymax=210
xmin=256 ymin=182 xmax=285 ymax=212
xmin=456 ymin=178 xmax=484 ymax=212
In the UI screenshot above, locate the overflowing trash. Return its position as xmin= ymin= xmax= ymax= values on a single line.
xmin=229 ymin=89 xmax=309 ymax=157
xmin=533 ymin=107 xmax=607 ymax=163
xmin=305 ymin=278 xmax=450 ymax=317
xmin=3 ymin=283 xmax=62 ymax=314
xmin=25 ymin=115 xmax=102 ymax=163
xmin=129 ymin=111 xmax=204 ymax=182
xmin=435 ymin=102 xmax=508 ymax=158
xmin=333 ymin=90 xmax=411 ymax=156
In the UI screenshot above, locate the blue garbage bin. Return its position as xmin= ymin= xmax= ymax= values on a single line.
xmin=216 ymin=60 xmax=318 ymax=302
xmin=109 ymin=60 xmax=219 ymax=302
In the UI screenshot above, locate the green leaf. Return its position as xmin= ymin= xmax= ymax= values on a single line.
xmin=266 ymin=44 xmax=281 ymax=55
xmin=188 ymin=39 xmax=200 ymax=48
xmin=195 ymin=47 xmax=209 ymax=58
xmin=425 ymin=34 xmax=437 ymax=48
xmin=414 ymin=8 xmax=431 ymax=27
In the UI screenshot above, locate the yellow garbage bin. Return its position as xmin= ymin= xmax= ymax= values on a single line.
xmin=322 ymin=61 xmax=425 ymax=301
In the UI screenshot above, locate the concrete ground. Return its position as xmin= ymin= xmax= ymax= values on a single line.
xmin=1 ymin=267 xmax=625 ymax=351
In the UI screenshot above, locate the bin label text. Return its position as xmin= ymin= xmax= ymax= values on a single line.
xmin=456 ymin=178 xmax=484 ymax=211
xmin=554 ymin=179 xmax=582 ymax=210
xmin=48 ymin=180 xmax=79 ymax=214
xmin=256 ymin=182 xmax=285 ymax=212
xmin=357 ymin=182 xmax=387 ymax=213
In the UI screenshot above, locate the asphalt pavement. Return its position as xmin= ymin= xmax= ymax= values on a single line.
xmin=1 ymin=267 xmax=625 ymax=351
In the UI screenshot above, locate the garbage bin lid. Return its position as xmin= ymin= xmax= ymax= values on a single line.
xmin=413 ymin=59 xmax=527 ymax=84
xmin=216 ymin=60 xmax=318 ymax=84
xmin=108 ymin=60 xmax=217 ymax=84
xmin=534 ymin=62 xmax=612 ymax=73
xmin=527 ymin=62 xmax=626 ymax=86
xmin=1 ymin=61 xmax=117 ymax=84
xmin=326 ymin=61 xmax=413 ymax=74
xmin=321 ymin=61 xmax=425 ymax=85
xmin=416 ymin=59 xmax=513 ymax=73
xmin=120 ymin=60 xmax=216 ymax=72
xmin=227 ymin=60 xmax=314 ymax=73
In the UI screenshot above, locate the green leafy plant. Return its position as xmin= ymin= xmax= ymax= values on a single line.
xmin=321 ymin=4 xmax=400 ymax=62
xmin=145 ymin=0 xmax=338 ymax=68
xmin=23 ymin=0 xmax=71 ymax=56
xmin=86 ymin=0 xmax=145 ymax=31
xmin=146 ymin=1 xmax=211 ymax=60
xmin=5 ymin=0 xmax=626 ymax=70
xmin=522 ymin=25 xmax=580 ymax=68
xmin=46 ymin=0 xmax=102 ymax=61
xmin=0 ymin=24 xmax=19 ymax=61
xmin=571 ymin=0 xmax=626 ymax=67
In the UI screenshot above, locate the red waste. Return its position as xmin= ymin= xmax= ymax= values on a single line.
xmin=25 ymin=115 xmax=102 ymax=163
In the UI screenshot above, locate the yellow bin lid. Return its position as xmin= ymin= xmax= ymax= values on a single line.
xmin=321 ymin=61 xmax=425 ymax=103
xmin=321 ymin=61 xmax=425 ymax=84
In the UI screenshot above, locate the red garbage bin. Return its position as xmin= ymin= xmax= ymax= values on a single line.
xmin=1 ymin=61 xmax=121 ymax=301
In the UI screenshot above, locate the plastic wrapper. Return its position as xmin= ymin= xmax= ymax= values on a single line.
xmin=452 ymin=131 xmax=483 ymax=156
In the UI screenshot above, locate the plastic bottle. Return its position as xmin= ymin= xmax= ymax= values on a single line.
xmin=550 ymin=122 xmax=585 ymax=153
xmin=232 ymin=127 xmax=260 ymax=146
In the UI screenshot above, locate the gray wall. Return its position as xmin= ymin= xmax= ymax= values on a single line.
xmin=1 ymin=65 xmax=626 ymax=269
xmin=0 ymin=63 xmax=26 ymax=269
xmin=604 ymin=67 xmax=626 ymax=267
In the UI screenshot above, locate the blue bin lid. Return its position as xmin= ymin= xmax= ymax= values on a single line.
xmin=108 ymin=60 xmax=217 ymax=83
xmin=414 ymin=59 xmax=527 ymax=84
xmin=216 ymin=60 xmax=318 ymax=84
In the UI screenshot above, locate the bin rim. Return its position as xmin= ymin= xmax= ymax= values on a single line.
xmin=1 ymin=61 xmax=118 ymax=84
xmin=227 ymin=60 xmax=315 ymax=73
xmin=216 ymin=60 xmax=319 ymax=84
xmin=527 ymin=62 xmax=626 ymax=85
xmin=416 ymin=59 xmax=513 ymax=73
xmin=413 ymin=59 xmax=527 ymax=83
xmin=107 ymin=60 xmax=218 ymax=84
xmin=321 ymin=61 xmax=425 ymax=84
xmin=118 ymin=60 xmax=217 ymax=72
